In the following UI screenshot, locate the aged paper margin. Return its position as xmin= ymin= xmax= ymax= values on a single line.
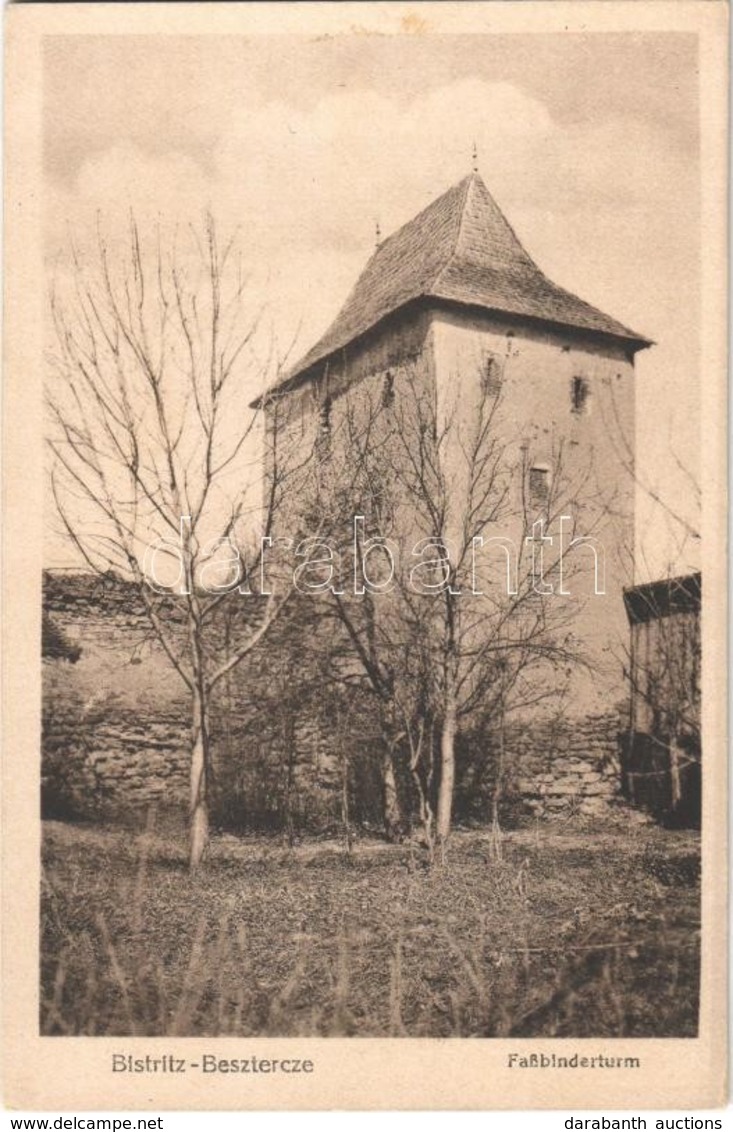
xmin=2 ymin=1 xmax=728 ymax=1111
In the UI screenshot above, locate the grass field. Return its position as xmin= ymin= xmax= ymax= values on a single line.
xmin=41 ymin=817 xmax=700 ymax=1038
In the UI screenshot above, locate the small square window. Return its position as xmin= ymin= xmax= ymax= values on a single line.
xmin=529 ymin=466 xmax=550 ymax=507
xmin=571 ymin=375 xmax=590 ymax=414
xmin=481 ymin=354 xmax=503 ymax=397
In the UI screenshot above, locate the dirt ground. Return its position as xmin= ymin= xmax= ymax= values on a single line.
xmin=41 ymin=817 xmax=701 ymax=1038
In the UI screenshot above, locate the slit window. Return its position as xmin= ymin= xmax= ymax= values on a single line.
xmin=381 ymin=371 xmax=395 ymax=409
xmin=571 ymin=375 xmax=590 ymax=414
xmin=315 ymin=395 xmax=332 ymax=458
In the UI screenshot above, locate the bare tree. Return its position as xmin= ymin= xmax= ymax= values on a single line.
xmin=46 ymin=213 xmax=306 ymax=870
xmin=598 ymin=381 xmax=702 ymax=823
xmin=600 ymin=380 xmax=700 ymax=576
xmin=306 ymin=362 xmax=604 ymax=857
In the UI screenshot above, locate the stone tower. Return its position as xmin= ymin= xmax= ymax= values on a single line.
xmin=254 ymin=172 xmax=651 ymax=725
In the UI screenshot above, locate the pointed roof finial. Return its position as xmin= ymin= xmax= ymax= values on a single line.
xmin=472 ymin=141 xmax=479 ymax=174
xmin=375 ymin=218 xmax=381 ymax=248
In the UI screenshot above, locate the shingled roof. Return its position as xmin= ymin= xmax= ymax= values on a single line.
xmin=253 ymin=173 xmax=651 ymax=405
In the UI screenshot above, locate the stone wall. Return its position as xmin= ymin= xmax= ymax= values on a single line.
xmin=42 ymin=572 xmax=628 ymax=827
xmin=41 ymin=574 xmax=383 ymax=828
xmin=506 ymin=712 xmax=624 ymax=817
xmin=42 ymin=573 xmax=190 ymax=818
xmin=42 ymin=686 xmax=189 ymax=818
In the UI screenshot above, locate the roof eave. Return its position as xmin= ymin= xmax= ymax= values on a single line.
xmin=623 ymin=571 xmax=702 ymax=624
xmin=249 ymin=295 xmax=427 ymax=409
xmin=250 ymin=298 xmax=653 ymax=408
xmin=428 ymin=295 xmax=654 ymax=355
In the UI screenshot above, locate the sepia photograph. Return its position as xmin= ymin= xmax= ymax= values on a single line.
xmin=3 ymin=0 xmax=727 ymax=1112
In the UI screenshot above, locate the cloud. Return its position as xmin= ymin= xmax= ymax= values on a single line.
xmin=48 ymin=77 xmax=694 ymax=327
xmin=214 ymin=74 xmax=691 ymax=237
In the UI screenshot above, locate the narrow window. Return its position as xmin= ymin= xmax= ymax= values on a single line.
xmin=571 ymin=375 xmax=590 ymax=414
xmin=529 ymin=465 xmax=550 ymax=508
xmin=481 ymin=354 xmax=503 ymax=397
xmin=381 ymin=371 xmax=395 ymax=409
xmin=315 ymin=395 xmax=332 ymax=459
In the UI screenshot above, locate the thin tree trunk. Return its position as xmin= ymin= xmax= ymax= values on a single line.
xmin=436 ymin=685 xmax=457 ymax=853
xmin=189 ymin=683 xmax=210 ymax=872
xmin=382 ymin=743 xmax=402 ymax=842
xmin=341 ymin=749 xmax=354 ymax=856
xmin=490 ymin=696 xmax=506 ymax=862
xmin=283 ymin=713 xmax=297 ymax=849
xmin=408 ymin=718 xmax=435 ymax=863
xmin=669 ymin=741 xmax=682 ymax=811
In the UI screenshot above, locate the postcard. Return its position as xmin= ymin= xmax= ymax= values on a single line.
xmin=2 ymin=0 xmax=727 ymax=1111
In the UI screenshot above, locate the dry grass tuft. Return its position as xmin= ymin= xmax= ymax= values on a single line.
xmin=40 ymin=820 xmax=700 ymax=1038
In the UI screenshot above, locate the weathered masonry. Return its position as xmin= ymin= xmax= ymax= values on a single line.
xmin=43 ymin=569 xmax=631 ymax=826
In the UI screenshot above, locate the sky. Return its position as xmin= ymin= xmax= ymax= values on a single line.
xmin=43 ymin=31 xmax=701 ymax=580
